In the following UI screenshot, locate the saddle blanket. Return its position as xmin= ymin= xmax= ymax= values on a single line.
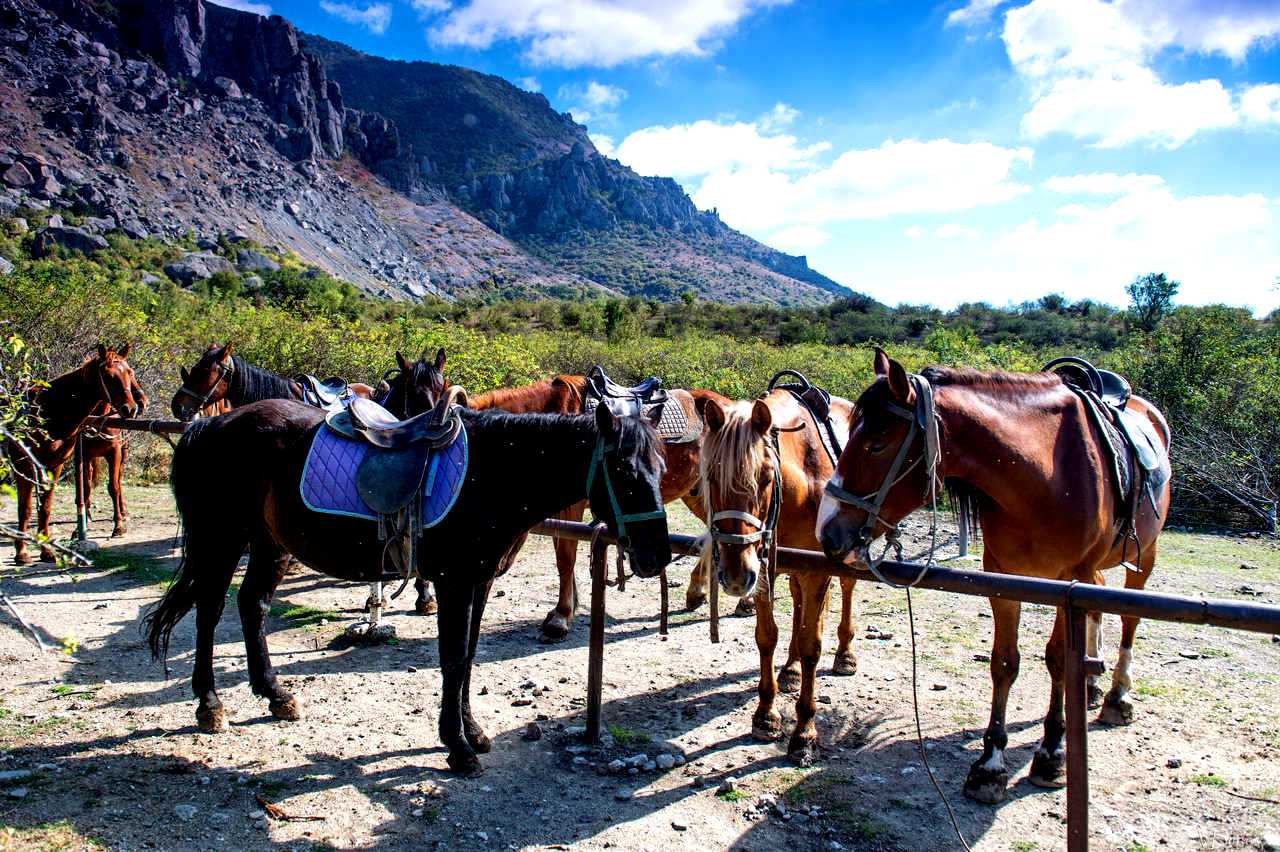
xmin=299 ymin=423 xmax=468 ymax=527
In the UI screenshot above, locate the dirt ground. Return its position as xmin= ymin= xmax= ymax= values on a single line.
xmin=1 ymin=483 xmax=1278 ymax=851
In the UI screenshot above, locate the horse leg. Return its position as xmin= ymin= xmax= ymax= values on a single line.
xmin=1029 ymin=609 xmax=1068 ymax=787
xmin=1101 ymin=548 xmax=1156 ymax=726
xmin=35 ymin=464 xmax=61 ymax=562
xmin=414 ymin=578 xmax=437 ymax=615
xmin=13 ymin=474 xmax=33 ymax=564
xmin=192 ymin=535 xmax=245 ymax=733
xmin=751 ymin=574 xmax=783 ymax=741
xmin=237 ymin=531 xmax=299 ymax=721
xmin=1086 ymin=610 xmax=1104 ymax=708
xmin=461 ymin=578 xmax=495 ymax=753
xmin=964 ymin=596 xmax=1022 ymax=803
xmin=788 ymin=574 xmax=832 ymax=765
xmin=686 ymin=552 xmax=708 ymax=611
xmin=832 ymin=575 xmax=857 ymax=675
xmin=435 ymin=575 xmax=481 ymax=775
xmin=777 ymin=574 xmax=803 ymax=693
xmin=542 ymin=503 xmax=584 ymax=639
xmin=107 ymin=442 xmax=127 ymax=537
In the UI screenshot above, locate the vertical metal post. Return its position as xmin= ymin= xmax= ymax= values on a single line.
xmin=1064 ymin=604 xmax=1090 ymax=852
xmin=957 ymin=504 xmax=969 ymax=557
xmin=585 ymin=535 xmax=609 ymax=744
xmin=73 ymin=432 xmax=88 ymax=543
xmin=658 ymin=568 xmax=669 ymax=636
xmin=709 ymin=567 xmax=720 ymax=643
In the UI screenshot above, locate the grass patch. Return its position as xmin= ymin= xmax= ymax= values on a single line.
xmin=0 ymin=820 xmax=105 ymax=851
xmin=716 ymin=789 xmax=744 ymax=803
xmin=1189 ymin=773 xmax=1228 ymax=787
xmin=269 ymin=602 xmax=339 ymax=627
xmin=1198 ymin=647 xmax=1231 ymax=658
xmin=1157 ymin=532 xmax=1280 ymax=580
xmin=0 ymin=706 xmax=81 ymax=740
xmin=1011 ymin=842 xmax=1038 ymax=852
xmin=607 ymin=724 xmax=651 ymax=748
xmin=258 ymin=779 xmax=288 ymax=797
xmin=95 ymin=549 xmax=171 ymax=586
xmin=49 ymin=684 xmax=98 ymax=698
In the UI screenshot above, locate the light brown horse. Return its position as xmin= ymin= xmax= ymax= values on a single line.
xmin=81 ymin=374 xmax=150 ymax=538
xmin=698 ymin=390 xmax=858 ymax=764
xmin=459 ymin=376 xmax=730 ymax=638
xmin=818 ymin=349 xmax=1171 ymax=802
xmin=7 ymin=345 xmax=141 ymax=563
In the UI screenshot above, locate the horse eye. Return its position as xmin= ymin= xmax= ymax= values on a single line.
xmin=869 ymin=442 xmax=887 ymax=454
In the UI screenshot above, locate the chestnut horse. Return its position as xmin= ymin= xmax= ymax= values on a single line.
xmin=450 ymin=376 xmax=730 ymax=639
xmin=169 ymin=342 xmax=381 ymax=422
xmin=698 ymin=390 xmax=858 ymax=764
xmin=818 ymin=349 xmax=1171 ymax=802
xmin=7 ymin=344 xmax=142 ymax=563
xmin=81 ymin=374 xmax=150 ymax=538
xmin=144 ymin=398 xmax=671 ymax=775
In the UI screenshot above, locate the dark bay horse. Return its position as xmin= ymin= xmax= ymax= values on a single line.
xmin=462 ymin=376 xmax=729 ymax=639
xmin=144 ymin=398 xmax=671 ymax=775
xmin=7 ymin=345 xmax=141 ymax=563
xmin=698 ymin=391 xmax=858 ymax=764
xmin=169 ymin=342 xmax=383 ymax=422
xmin=818 ymin=349 xmax=1171 ymax=802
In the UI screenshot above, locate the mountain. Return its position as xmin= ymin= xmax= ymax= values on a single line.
xmin=0 ymin=0 xmax=852 ymax=305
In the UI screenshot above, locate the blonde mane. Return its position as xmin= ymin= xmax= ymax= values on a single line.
xmin=699 ymin=401 xmax=769 ymax=507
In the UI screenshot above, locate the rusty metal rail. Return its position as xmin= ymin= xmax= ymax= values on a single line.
xmin=530 ymin=518 xmax=1280 ymax=852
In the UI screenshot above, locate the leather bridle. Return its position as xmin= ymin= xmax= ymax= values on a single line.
xmin=174 ymin=358 xmax=234 ymax=416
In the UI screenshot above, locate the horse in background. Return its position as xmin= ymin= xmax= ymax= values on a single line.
xmin=819 ymin=349 xmax=1171 ymax=802
xmin=698 ymin=389 xmax=858 ymax=764
xmin=145 ymin=396 xmax=671 ymax=775
xmin=7 ymin=344 xmax=142 ymax=563
xmin=81 ymin=372 xmax=150 ymax=538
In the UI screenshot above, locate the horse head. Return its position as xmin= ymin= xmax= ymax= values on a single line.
xmin=587 ymin=401 xmax=671 ymax=579
xmin=378 ymin=348 xmax=450 ymax=419
xmin=93 ymin=343 xmax=140 ymax=419
xmin=172 ymin=342 xmax=235 ymax=421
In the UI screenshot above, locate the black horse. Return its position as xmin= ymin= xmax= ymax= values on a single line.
xmin=144 ymin=397 xmax=671 ymax=775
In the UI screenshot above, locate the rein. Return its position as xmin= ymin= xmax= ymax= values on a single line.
xmin=585 ymin=435 xmax=665 ymax=547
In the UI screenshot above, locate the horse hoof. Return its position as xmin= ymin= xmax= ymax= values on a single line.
xmin=415 ymin=597 xmax=438 ymax=616
xmin=787 ymin=735 xmax=820 ymax=767
xmin=685 ymin=589 xmax=706 ymax=611
xmin=540 ymin=611 xmax=571 ymax=641
xmin=447 ymin=752 xmax=484 ymax=777
xmin=269 ymin=697 xmax=302 ymax=721
xmin=283 ymin=558 xmax=305 ymax=576
xmin=732 ymin=597 xmax=756 ymax=617
xmin=831 ymin=652 xmax=858 ymax=676
xmin=1087 ymin=682 xmax=1105 ymax=709
xmin=465 ymin=729 xmax=492 ymax=754
xmin=1098 ymin=694 xmax=1134 ymax=726
xmin=777 ymin=667 xmax=802 ymax=694
xmin=963 ymin=765 xmax=1008 ymax=804
xmin=197 ymin=705 xmax=227 ymax=734
xmin=751 ymin=711 xmax=783 ymax=742
xmin=111 ymin=527 xmax=126 ymax=538
xmin=1028 ymin=749 xmax=1066 ymax=788
xmin=13 ymin=552 xmax=33 ymax=566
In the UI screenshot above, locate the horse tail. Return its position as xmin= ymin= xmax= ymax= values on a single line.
xmin=143 ymin=419 xmax=218 ymax=661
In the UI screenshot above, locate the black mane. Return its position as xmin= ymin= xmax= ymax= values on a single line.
xmin=228 ymin=355 xmax=297 ymax=404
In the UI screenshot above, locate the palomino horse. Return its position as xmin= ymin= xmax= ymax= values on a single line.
xmin=698 ymin=390 xmax=858 ymax=764
xmin=81 ymin=374 xmax=150 ymax=537
xmin=7 ymin=344 xmax=142 ymax=563
xmin=145 ymin=398 xmax=671 ymax=775
xmin=169 ymin=342 xmax=382 ymax=422
xmin=452 ymin=376 xmax=729 ymax=639
xmin=818 ymin=349 xmax=1171 ymax=802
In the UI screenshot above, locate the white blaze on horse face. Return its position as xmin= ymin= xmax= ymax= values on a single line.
xmin=816 ymin=471 xmax=843 ymax=544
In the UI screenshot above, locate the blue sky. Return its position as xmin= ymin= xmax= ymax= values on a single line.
xmin=217 ymin=0 xmax=1280 ymax=313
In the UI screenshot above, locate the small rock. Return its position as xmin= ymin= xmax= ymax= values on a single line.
xmin=475 ymin=832 xmax=488 ymax=842
xmin=412 ymin=808 xmax=424 ymax=818
xmin=406 ymin=665 xmax=418 ymax=673
xmin=718 ymin=777 xmax=738 ymax=796
xmin=671 ymin=820 xmax=688 ymax=831
xmin=931 ymin=683 xmax=948 ymax=691
xmin=608 ymin=759 xmax=626 ymax=774
xmin=522 ymin=722 xmax=542 ymax=741
xmin=875 ymin=632 xmax=894 ymax=641
xmin=511 ymin=698 xmax=533 ymax=707
xmin=0 ymin=769 xmax=33 ymax=785
xmin=174 ymin=804 xmax=198 ymax=821
xmin=655 ymin=754 xmax=676 ymax=770
xmin=7 ymin=787 xmax=28 ymax=799
xmin=973 ymin=653 xmax=991 ymax=662
xmin=1166 ymin=757 xmax=1182 ymax=769
xmin=817 ymin=694 xmax=832 ymax=705
xmin=614 ymin=789 xmax=634 ymax=802
xmin=643 ymin=760 xmax=657 ymax=772
xmin=572 ymin=756 xmax=588 ymax=767
xmin=1260 ymin=832 xmax=1280 ymax=851
xmin=1179 ymin=651 xmax=1202 ymax=660
xmin=1240 ymin=563 xmax=1259 ymax=570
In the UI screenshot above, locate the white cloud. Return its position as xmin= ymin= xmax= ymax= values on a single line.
xmin=615 ymin=119 xmax=829 ymax=180
xmin=999 ymin=0 xmax=1280 ymax=148
xmin=590 ymin=133 xmax=615 ymax=156
xmin=209 ymin=0 xmax=272 ymax=14
xmin=946 ymin=0 xmax=1009 ymax=28
xmin=410 ymin=0 xmax=450 ymax=15
xmin=558 ymin=81 xmax=627 ymax=127
xmin=904 ymin=225 xmax=924 ymax=239
xmin=758 ymin=102 xmax=799 ymax=132
xmin=1042 ymin=172 xmax=1165 ymax=194
xmin=319 ymin=0 xmax=392 ymax=33
xmin=936 ymin=223 xmax=979 ymax=239
xmin=515 ymin=76 xmax=540 ymax=92
xmin=768 ymin=224 xmax=830 ymax=252
xmin=429 ymin=0 xmax=789 ymax=67
xmin=1241 ymin=83 xmax=1280 ymax=124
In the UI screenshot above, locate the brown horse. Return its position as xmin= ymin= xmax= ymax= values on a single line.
xmin=461 ymin=376 xmax=729 ymax=639
xmin=818 ymin=349 xmax=1171 ymax=802
xmin=7 ymin=344 xmax=141 ymax=563
xmin=698 ymin=390 xmax=858 ymax=764
xmin=169 ymin=342 xmax=380 ymax=422
xmin=81 ymin=374 xmax=150 ymax=538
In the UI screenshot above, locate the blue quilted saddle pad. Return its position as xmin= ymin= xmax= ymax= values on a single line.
xmin=300 ymin=423 xmax=468 ymax=528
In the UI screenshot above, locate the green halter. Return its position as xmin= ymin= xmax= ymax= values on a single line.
xmin=585 ymin=435 xmax=666 ymax=541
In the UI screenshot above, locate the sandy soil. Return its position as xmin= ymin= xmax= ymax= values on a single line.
xmin=1 ymin=483 xmax=1278 ymax=851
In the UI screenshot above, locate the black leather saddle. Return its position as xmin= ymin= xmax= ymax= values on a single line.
xmin=766 ymin=369 xmax=843 ymax=466
xmin=1043 ymin=357 xmax=1131 ymax=408
xmin=298 ymin=374 xmax=352 ymax=411
xmin=585 ymin=366 xmax=665 ymax=410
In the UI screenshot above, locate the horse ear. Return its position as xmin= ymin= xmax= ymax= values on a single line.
xmin=751 ymin=399 xmax=773 ymax=435
xmin=220 ymin=342 xmax=233 ymax=360
xmin=703 ymin=399 xmax=726 ymax=432
xmin=887 ymin=357 xmax=913 ymax=404
xmin=180 ymin=366 xmax=190 ymax=382
xmin=396 ymin=351 xmax=411 ymax=372
xmin=117 ymin=342 xmax=131 ymax=358
xmin=594 ymin=400 xmax=619 ymax=438
xmin=873 ymin=347 xmax=891 ymax=377
xmin=434 ymin=348 xmax=446 ymax=371
xmin=97 ymin=343 xmax=108 ymax=361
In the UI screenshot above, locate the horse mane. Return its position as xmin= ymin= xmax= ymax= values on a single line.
xmin=228 ymin=355 xmax=296 ymax=403
xmin=698 ymin=401 xmax=767 ymax=506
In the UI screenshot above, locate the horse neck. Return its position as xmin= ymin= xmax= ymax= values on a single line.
xmin=469 ymin=379 xmax=570 ymax=414
xmin=35 ymin=364 xmax=107 ymax=441
xmin=467 ymin=413 xmax=597 ymax=529
xmin=226 ymin=357 xmax=301 ymax=407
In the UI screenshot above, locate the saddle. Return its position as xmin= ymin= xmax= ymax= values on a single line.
xmin=766 ymin=369 xmax=845 ymax=466
xmin=1045 ymin=357 xmax=1170 ymax=561
xmin=583 ymin=366 xmax=698 ymax=444
xmin=297 ymin=373 xmax=353 ymax=411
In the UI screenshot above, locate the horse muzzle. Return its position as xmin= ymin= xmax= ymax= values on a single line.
xmin=717 ymin=564 xmax=758 ymax=599
xmin=821 ymin=515 xmax=867 ymax=565
xmin=625 ymin=540 xmax=672 ymax=579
